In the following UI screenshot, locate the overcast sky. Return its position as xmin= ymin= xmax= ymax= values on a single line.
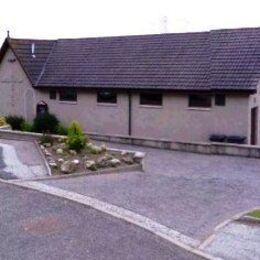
xmin=1 ymin=0 xmax=260 ymax=42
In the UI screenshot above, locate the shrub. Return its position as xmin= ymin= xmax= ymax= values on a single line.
xmin=67 ymin=121 xmax=87 ymax=151
xmin=0 ymin=116 xmax=6 ymax=127
xmin=21 ymin=121 xmax=33 ymax=132
xmin=33 ymin=113 xmax=59 ymax=133
xmin=5 ymin=115 xmax=25 ymax=130
xmin=39 ymin=133 xmax=55 ymax=145
xmin=56 ymin=124 xmax=68 ymax=135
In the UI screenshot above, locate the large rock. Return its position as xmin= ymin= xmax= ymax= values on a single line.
xmin=49 ymin=161 xmax=58 ymax=168
xmin=58 ymin=158 xmax=64 ymax=163
xmin=100 ymin=144 xmax=107 ymax=152
xmin=90 ymin=145 xmax=102 ymax=154
xmin=61 ymin=160 xmax=77 ymax=174
xmin=133 ymin=152 xmax=145 ymax=163
xmin=86 ymin=143 xmax=94 ymax=149
xmin=96 ymin=155 xmax=111 ymax=168
xmin=121 ymin=150 xmax=128 ymax=156
xmin=122 ymin=156 xmax=134 ymax=165
xmin=73 ymin=159 xmax=80 ymax=165
xmin=109 ymin=158 xmax=121 ymax=167
xmin=44 ymin=149 xmax=52 ymax=157
xmin=56 ymin=148 xmax=63 ymax=155
xmin=85 ymin=160 xmax=97 ymax=171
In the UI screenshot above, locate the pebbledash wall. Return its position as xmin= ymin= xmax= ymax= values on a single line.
xmin=0 ymin=48 xmax=35 ymax=121
xmin=0 ymin=47 xmax=253 ymax=143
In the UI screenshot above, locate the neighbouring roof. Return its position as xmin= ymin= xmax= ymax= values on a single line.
xmin=0 ymin=27 xmax=260 ymax=91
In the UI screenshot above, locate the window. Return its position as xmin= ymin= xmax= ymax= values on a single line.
xmin=49 ymin=90 xmax=56 ymax=100
xmin=97 ymin=91 xmax=117 ymax=104
xmin=188 ymin=94 xmax=211 ymax=108
xmin=215 ymin=94 xmax=226 ymax=106
xmin=140 ymin=93 xmax=163 ymax=106
xmin=59 ymin=89 xmax=77 ymax=102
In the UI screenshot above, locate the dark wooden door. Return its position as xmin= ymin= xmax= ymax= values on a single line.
xmin=250 ymin=107 xmax=258 ymax=145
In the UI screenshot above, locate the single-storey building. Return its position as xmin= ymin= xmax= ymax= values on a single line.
xmin=0 ymin=27 xmax=260 ymax=144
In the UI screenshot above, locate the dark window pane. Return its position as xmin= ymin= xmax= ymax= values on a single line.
xmin=97 ymin=91 xmax=117 ymax=103
xmin=49 ymin=90 xmax=56 ymax=100
xmin=59 ymin=89 xmax=77 ymax=102
xmin=189 ymin=95 xmax=211 ymax=108
xmin=215 ymin=94 xmax=226 ymax=106
xmin=140 ymin=93 xmax=163 ymax=106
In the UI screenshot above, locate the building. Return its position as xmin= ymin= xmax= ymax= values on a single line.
xmin=0 ymin=27 xmax=259 ymax=144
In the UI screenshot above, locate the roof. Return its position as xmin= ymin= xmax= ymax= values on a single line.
xmin=1 ymin=27 xmax=260 ymax=91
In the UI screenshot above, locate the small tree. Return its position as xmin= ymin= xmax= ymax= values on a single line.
xmin=33 ymin=113 xmax=59 ymax=133
xmin=67 ymin=121 xmax=88 ymax=151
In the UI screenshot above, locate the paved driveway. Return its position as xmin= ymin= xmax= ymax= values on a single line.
xmin=42 ymin=142 xmax=260 ymax=241
xmin=0 ymin=182 xmax=202 ymax=260
xmin=0 ymin=139 xmax=49 ymax=180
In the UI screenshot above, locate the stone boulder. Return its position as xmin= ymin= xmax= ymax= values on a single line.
xmin=90 ymin=145 xmax=102 ymax=154
xmin=122 ymin=156 xmax=134 ymax=165
xmin=96 ymin=155 xmax=111 ymax=168
xmin=61 ymin=160 xmax=77 ymax=174
xmin=109 ymin=158 xmax=121 ymax=167
xmin=44 ymin=149 xmax=52 ymax=157
xmin=85 ymin=160 xmax=97 ymax=171
xmin=133 ymin=152 xmax=145 ymax=163
xmin=121 ymin=150 xmax=128 ymax=156
xmin=73 ymin=159 xmax=80 ymax=165
xmin=100 ymin=144 xmax=107 ymax=152
xmin=49 ymin=161 xmax=58 ymax=168
xmin=56 ymin=148 xmax=63 ymax=155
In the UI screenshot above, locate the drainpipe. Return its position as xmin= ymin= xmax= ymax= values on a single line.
xmin=128 ymin=91 xmax=132 ymax=136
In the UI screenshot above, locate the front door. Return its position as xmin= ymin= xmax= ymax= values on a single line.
xmin=250 ymin=107 xmax=258 ymax=145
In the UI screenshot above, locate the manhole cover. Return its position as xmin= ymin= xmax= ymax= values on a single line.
xmin=22 ymin=215 xmax=66 ymax=235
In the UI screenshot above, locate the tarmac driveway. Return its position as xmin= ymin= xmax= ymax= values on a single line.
xmin=0 ymin=182 xmax=202 ymax=260
xmin=42 ymin=142 xmax=260 ymax=241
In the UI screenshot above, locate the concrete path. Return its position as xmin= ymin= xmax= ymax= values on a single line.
xmin=41 ymin=141 xmax=260 ymax=242
xmin=204 ymin=220 xmax=260 ymax=259
xmin=0 ymin=182 xmax=204 ymax=260
xmin=0 ymin=139 xmax=49 ymax=180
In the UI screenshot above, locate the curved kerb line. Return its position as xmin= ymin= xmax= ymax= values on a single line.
xmin=199 ymin=206 xmax=260 ymax=250
xmin=5 ymin=180 xmax=221 ymax=260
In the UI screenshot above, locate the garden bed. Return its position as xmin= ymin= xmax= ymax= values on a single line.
xmin=39 ymin=137 xmax=144 ymax=176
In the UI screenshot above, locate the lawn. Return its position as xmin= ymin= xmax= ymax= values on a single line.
xmin=247 ymin=209 xmax=260 ymax=219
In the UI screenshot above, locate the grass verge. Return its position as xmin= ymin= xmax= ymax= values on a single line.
xmin=247 ymin=209 xmax=260 ymax=219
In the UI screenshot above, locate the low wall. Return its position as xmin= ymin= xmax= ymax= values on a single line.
xmin=87 ymin=132 xmax=260 ymax=158
xmin=1 ymin=129 xmax=260 ymax=158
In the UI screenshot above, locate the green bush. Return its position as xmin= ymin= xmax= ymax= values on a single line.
xmin=67 ymin=121 xmax=87 ymax=151
xmin=21 ymin=121 xmax=33 ymax=132
xmin=33 ymin=113 xmax=59 ymax=133
xmin=5 ymin=115 xmax=25 ymax=130
xmin=0 ymin=116 xmax=6 ymax=127
xmin=56 ymin=124 xmax=68 ymax=135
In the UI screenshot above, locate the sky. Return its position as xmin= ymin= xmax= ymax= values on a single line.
xmin=1 ymin=0 xmax=260 ymax=43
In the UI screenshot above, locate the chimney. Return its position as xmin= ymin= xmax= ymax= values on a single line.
xmin=7 ymin=30 xmax=10 ymax=38
xmin=31 ymin=43 xmax=36 ymax=58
